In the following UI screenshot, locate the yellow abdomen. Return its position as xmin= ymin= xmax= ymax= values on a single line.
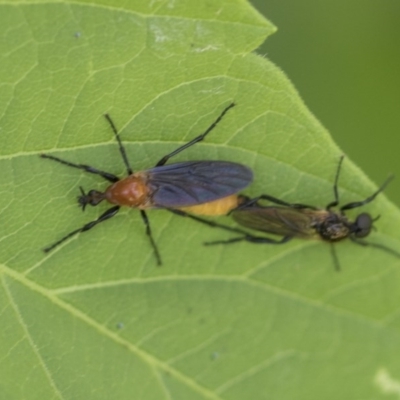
xmin=178 ymin=195 xmax=240 ymax=216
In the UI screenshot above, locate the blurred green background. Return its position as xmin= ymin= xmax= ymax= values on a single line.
xmin=251 ymin=0 xmax=400 ymax=206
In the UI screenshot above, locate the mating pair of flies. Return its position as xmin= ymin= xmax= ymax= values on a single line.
xmin=41 ymin=103 xmax=396 ymax=270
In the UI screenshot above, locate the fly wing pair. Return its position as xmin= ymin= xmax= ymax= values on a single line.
xmin=147 ymin=161 xmax=252 ymax=208
xmin=232 ymin=206 xmax=319 ymax=239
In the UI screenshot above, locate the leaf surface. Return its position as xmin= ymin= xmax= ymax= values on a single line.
xmin=1 ymin=1 xmax=400 ymax=399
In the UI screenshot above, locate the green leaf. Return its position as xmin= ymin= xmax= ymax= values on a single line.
xmin=1 ymin=1 xmax=400 ymax=399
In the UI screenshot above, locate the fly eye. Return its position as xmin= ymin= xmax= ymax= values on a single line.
xmin=355 ymin=213 xmax=372 ymax=238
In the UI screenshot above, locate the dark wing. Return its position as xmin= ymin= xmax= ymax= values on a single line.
xmin=232 ymin=206 xmax=318 ymax=238
xmin=146 ymin=161 xmax=253 ymax=208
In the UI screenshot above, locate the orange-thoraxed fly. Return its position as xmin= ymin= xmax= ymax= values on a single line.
xmin=41 ymin=103 xmax=252 ymax=265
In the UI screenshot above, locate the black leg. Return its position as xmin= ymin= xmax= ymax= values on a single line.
xmin=104 ymin=114 xmax=133 ymax=175
xmin=330 ymin=244 xmax=341 ymax=271
xmin=205 ymin=235 xmax=293 ymax=246
xmin=41 ymin=154 xmax=119 ymax=183
xmin=140 ymin=210 xmax=162 ymax=266
xmin=168 ymin=209 xmax=252 ymax=235
xmin=340 ymin=175 xmax=394 ymax=212
xmin=43 ymin=206 xmax=120 ymax=252
xmin=155 ymin=102 xmax=235 ymax=167
xmin=238 ymin=194 xmax=316 ymax=210
xmin=169 ymin=209 xmax=293 ymax=246
xmin=326 ymin=155 xmax=345 ymax=210
xmin=205 ymin=237 xmax=247 ymax=245
xmin=350 ymin=236 xmax=400 ymax=258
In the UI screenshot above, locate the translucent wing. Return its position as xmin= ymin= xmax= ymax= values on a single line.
xmin=146 ymin=161 xmax=253 ymax=208
xmin=232 ymin=206 xmax=321 ymax=238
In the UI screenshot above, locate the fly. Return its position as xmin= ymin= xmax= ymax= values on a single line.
xmin=204 ymin=156 xmax=397 ymax=270
xmin=41 ymin=103 xmax=253 ymax=265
